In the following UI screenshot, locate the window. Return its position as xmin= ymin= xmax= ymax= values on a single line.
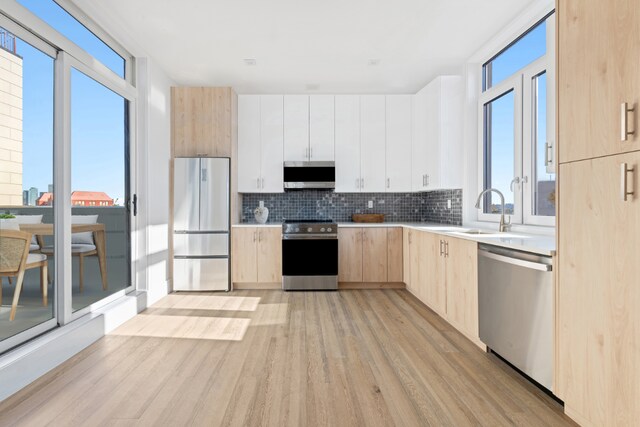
xmin=478 ymin=13 xmax=555 ymax=227
xmin=16 ymin=0 xmax=126 ymax=77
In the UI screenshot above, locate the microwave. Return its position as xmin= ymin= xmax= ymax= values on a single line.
xmin=283 ymin=161 xmax=335 ymax=190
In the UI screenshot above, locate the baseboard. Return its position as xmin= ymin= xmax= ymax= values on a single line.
xmin=0 ymin=291 xmax=146 ymax=403
xmin=339 ymin=282 xmax=406 ymax=289
xmin=233 ymin=282 xmax=282 ymax=290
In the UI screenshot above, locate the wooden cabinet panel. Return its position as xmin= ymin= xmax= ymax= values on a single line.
xmin=403 ymin=228 xmax=412 ymax=289
xmin=257 ymin=228 xmax=282 ymax=283
xmin=387 ymin=228 xmax=403 ymax=282
xmin=363 ymin=228 xmax=388 ymax=282
xmin=231 ymin=228 xmax=257 ymax=283
xmin=309 ymin=95 xmax=335 ymax=161
xmin=335 ymin=95 xmax=361 ymax=193
xmin=558 ymin=152 xmax=640 ymax=424
xmin=338 ymin=228 xmax=363 ymax=282
xmin=422 ymin=232 xmax=445 ymax=316
xmin=172 ymin=87 xmax=232 ymax=157
xmin=409 ymin=230 xmax=424 ymax=301
xmin=558 ymin=0 xmax=640 ymax=163
xmin=445 ymin=237 xmax=479 ymax=341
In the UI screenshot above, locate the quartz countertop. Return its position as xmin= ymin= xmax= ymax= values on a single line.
xmin=233 ymin=222 xmax=555 ymax=256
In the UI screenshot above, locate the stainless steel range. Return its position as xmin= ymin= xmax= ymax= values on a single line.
xmin=282 ymin=220 xmax=338 ymax=291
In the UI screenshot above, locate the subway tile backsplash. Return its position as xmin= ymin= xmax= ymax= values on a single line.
xmin=241 ymin=189 xmax=462 ymax=225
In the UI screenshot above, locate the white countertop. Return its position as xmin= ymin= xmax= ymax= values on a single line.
xmin=233 ymin=222 xmax=555 ymax=256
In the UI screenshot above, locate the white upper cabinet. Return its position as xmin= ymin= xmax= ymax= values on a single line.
xmin=238 ymin=95 xmax=262 ymax=192
xmin=412 ymin=76 xmax=463 ymax=191
xmin=385 ymin=95 xmax=413 ymax=192
xmin=360 ymin=95 xmax=386 ymax=192
xmin=309 ymin=95 xmax=335 ymax=161
xmin=237 ymin=95 xmax=284 ymax=193
xmin=283 ymin=95 xmax=309 ymax=162
xmin=335 ymin=95 xmax=361 ymax=192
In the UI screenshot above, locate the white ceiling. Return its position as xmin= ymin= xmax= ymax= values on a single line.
xmin=75 ymin=0 xmax=537 ymax=94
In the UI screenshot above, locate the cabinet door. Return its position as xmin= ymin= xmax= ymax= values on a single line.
xmin=558 ymin=1 xmax=640 ymax=163
xmin=558 ymin=152 xmax=640 ymax=424
xmin=338 ymin=228 xmax=363 ymax=282
xmin=411 ymin=87 xmax=429 ymax=191
xmin=445 ymin=237 xmax=479 ymax=340
xmin=403 ymin=228 xmax=412 ymax=288
xmin=363 ymin=228 xmax=388 ymax=282
xmin=257 ymin=228 xmax=282 ymax=283
xmin=385 ymin=95 xmax=413 ymax=192
xmin=309 ymin=95 xmax=335 ymax=161
xmin=424 ymin=80 xmax=441 ymax=189
xmin=284 ymin=95 xmax=309 ymax=162
xmin=231 ymin=228 xmax=257 ymax=282
xmin=422 ymin=232 xmax=445 ymax=315
xmin=387 ymin=228 xmax=403 ymax=282
xmin=171 ymin=87 xmax=232 ymax=158
xmin=260 ymin=96 xmax=284 ymax=192
xmin=335 ymin=95 xmax=361 ymax=193
xmin=237 ymin=95 xmax=262 ymax=192
xmin=360 ymin=95 xmax=386 ymax=192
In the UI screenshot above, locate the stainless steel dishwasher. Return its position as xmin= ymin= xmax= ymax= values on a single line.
xmin=478 ymin=244 xmax=554 ymax=390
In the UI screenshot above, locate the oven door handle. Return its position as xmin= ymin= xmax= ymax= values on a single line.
xmin=283 ymin=234 xmax=338 ymax=240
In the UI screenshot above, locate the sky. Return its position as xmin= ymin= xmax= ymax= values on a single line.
xmin=16 ymin=0 xmax=127 ymax=204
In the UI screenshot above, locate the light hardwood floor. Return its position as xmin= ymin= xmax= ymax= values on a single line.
xmin=0 ymin=290 xmax=576 ymax=427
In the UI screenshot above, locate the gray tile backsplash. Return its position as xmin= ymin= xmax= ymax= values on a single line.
xmin=241 ymin=189 xmax=462 ymax=225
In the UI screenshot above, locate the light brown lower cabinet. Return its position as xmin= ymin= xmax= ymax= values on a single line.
xmin=558 ymin=152 xmax=640 ymax=426
xmin=338 ymin=227 xmax=403 ymax=285
xmin=405 ymin=228 xmax=481 ymax=346
xmin=231 ymin=227 xmax=282 ymax=288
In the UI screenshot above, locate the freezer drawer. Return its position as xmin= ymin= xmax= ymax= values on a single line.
xmin=174 ymin=233 xmax=229 ymax=256
xmin=173 ymin=258 xmax=229 ymax=291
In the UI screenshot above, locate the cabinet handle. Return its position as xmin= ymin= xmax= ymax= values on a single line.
xmin=408 ymin=232 xmax=412 ymax=244
xmin=259 ymin=231 xmax=262 ymax=242
xmin=361 ymin=178 xmax=364 ymax=189
xmin=621 ymin=162 xmax=635 ymax=201
xmin=261 ymin=178 xmax=265 ymax=189
xmin=257 ymin=177 xmax=260 ymax=189
xmin=426 ymin=174 xmax=429 ymax=186
xmin=305 ymin=147 xmax=309 ymax=158
xmin=422 ymin=174 xmax=426 ymax=186
xmin=310 ymin=147 xmax=313 ymax=158
xmin=253 ymin=231 xmax=256 ymax=242
xmin=445 ymin=241 xmax=449 ymax=258
xmin=439 ymin=240 xmax=444 ymax=256
xmin=387 ymin=178 xmax=390 ymax=189
xmin=621 ymin=102 xmax=636 ymax=141
xmin=355 ymin=178 xmax=360 ymax=189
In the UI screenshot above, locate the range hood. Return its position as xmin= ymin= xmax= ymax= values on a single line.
xmin=283 ymin=161 xmax=335 ymax=190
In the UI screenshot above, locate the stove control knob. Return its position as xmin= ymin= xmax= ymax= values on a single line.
xmin=327 ymin=227 xmax=332 ymax=232
xmin=320 ymin=228 xmax=326 ymax=232
xmin=307 ymin=227 xmax=313 ymax=232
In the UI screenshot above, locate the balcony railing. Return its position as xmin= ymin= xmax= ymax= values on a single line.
xmin=0 ymin=29 xmax=17 ymax=54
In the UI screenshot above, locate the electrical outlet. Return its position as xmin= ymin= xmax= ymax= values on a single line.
xmin=368 ymin=200 xmax=373 ymax=209
xmin=447 ymin=199 xmax=452 ymax=209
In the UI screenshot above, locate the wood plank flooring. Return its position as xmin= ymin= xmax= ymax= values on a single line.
xmin=0 ymin=290 xmax=576 ymax=426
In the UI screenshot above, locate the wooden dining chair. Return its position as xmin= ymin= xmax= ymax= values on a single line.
xmin=0 ymin=230 xmax=49 ymax=321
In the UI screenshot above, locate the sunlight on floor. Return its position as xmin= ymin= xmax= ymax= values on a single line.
xmin=151 ymin=294 xmax=261 ymax=312
xmin=110 ymin=314 xmax=251 ymax=341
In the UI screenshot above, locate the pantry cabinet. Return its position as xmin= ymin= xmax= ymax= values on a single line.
xmin=412 ymin=76 xmax=463 ymax=191
xmin=231 ymin=227 xmax=282 ymax=287
xmin=237 ymin=95 xmax=284 ymax=193
xmin=338 ymin=227 xmax=403 ymax=284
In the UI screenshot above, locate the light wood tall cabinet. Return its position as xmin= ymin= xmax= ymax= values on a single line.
xmin=338 ymin=227 xmax=403 ymax=285
xmin=231 ymin=227 xmax=282 ymax=288
xmin=171 ymin=87 xmax=234 ymax=157
xmin=557 ymin=1 xmax=640 ymax=425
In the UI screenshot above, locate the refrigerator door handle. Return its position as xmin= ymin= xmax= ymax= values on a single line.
xmin=201 ymin=168 xmax=207 ymax=182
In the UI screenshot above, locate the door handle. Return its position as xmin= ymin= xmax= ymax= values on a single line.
xmin=621 ymin=102 xmax=635 ymax=141
xmin=544 ymin=142 xmax=553 ymax=166
xmin=621 ymin=162 xmax=635 ymax=201
xmin=201 ymin=168 xmax=207 ymax=181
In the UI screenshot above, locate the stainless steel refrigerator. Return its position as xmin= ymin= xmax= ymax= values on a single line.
xmin=173 ymin=157 xmax=230 ymax=291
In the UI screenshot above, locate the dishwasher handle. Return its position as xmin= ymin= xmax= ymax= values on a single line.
xmin=479 ymin=250 xmax=552 ymax=272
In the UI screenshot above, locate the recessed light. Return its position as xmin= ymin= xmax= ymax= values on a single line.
xmin=306 ymin=84 xmax=320 ymax=90
xmin=368 ymin=59 xmax=381 ymax=66
xmin=243 ymin=59 xmax=256 ymax=66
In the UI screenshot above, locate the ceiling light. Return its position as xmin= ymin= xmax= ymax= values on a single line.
xmin=306 ymin=84 xmax=319 ymax=90
xmin=368 ymin=59 xmax=381 ymax=66
xmin=243 ymin=59 xmax=256 ymax=66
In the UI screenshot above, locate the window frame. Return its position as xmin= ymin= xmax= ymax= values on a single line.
xmin=477 ymin=13 xmax=555 ymax=227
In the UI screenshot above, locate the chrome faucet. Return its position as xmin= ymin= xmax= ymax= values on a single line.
xmin=475 ymin=188 xmax=511 ymax=232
